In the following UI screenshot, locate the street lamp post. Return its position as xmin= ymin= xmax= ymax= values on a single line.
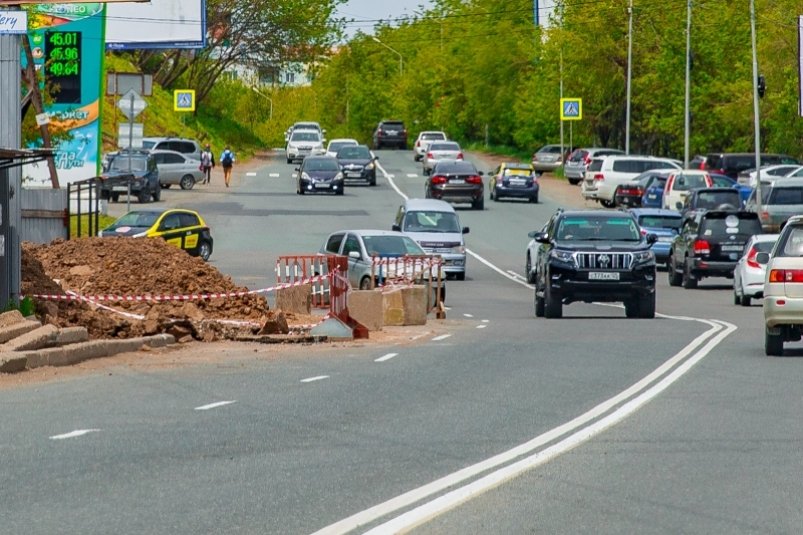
xmin=251 ymin=87 xmax=273 ymax=121
xmin=372 ymin=36 xmax=403 ymax=76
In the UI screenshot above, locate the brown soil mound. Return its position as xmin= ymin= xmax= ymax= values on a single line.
xmin=21 ymin=237 xmax=287 ymax=341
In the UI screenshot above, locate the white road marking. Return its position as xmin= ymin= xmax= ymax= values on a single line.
xmin=482 ymin=319 xmax=489 ymax=323
xmin=432 ymin=334 xmax=452 ymax=342
xmin=314 ymin=319 xmax=737 ymax=535
xmin=463 ymin=313 xmax=474 ymax=318
xmin=476 ymin=324 xmax=487 ymax=329
xmin=269 ymin=173 xmax=280 ymax=177
xmin=49 ymin=429 xmax=100 ymax=440
xmin=301 ymin=375 xmax=329 ymax=383
xmin=246 ymin=172 xmax=257 ymax=176
xmin=407 ymin=173 xmax=417 ymax=178
xmin=194 ymin=400 xmax=236 ymax=411
xmin=375 ymin=353 xmax=399 ymax=362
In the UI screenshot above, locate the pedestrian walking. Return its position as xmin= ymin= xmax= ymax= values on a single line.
xmin=220 ymin=146 xmax=235 ymax=187
xmin=200 ymin=144 xmax=215 ymax=184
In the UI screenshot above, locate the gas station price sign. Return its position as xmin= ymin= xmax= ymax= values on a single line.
xmin=45 ymin=30 xmax=81 ymax=103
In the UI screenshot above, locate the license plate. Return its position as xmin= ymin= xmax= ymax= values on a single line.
xmin=450 ymin=179 xmax=465 ymax=184
xmin=346 ymin=171 xmax=360 ymax=177
xmin=721 ymin=245 xmax=743 ymax=252
xmin=314 ymin=183 xmax=330 ymax=189
xmin=509 ymin=178 xmax=526 ymax=185
xmin=112 ymin=186 xmax=129 ymax=192
xmin=648 ymin=194 xmax=657 ymax=199
xmin=588 ymin=272 xmax=620 ymax=280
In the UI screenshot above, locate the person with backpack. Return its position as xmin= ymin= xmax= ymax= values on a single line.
xmin=200 ymin=144 xmax=215 ymax=184
xmin=220 ymin=146 xmax=235 ymax=187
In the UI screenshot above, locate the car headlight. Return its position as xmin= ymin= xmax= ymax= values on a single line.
xmin=633 ymin=250 xmax=655 ymax=263
xmin=301 ymin=172 xmax=310 ymax=180
xmin=132 ymin=231 xmax=147 ymax=238
xmin=451 ymin=245 xmax=465 ymax=254
xmin=334 ymin=172 xmax=344 ymax=180
xmin=366 ymin=162 xmax=375 ymax=170
xmin=550 ymin=249 xmax=575 ymax=264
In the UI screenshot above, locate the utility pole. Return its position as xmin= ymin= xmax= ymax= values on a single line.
xmin=683 ymin=0 xmax=692 ymax=168
xmin=750 ymin=0 xmax=762 ymax=204
xmin=559 ymin=2 xmax=564 ymax=161
xmin=625 ymin=0 xmax=633 ymax=154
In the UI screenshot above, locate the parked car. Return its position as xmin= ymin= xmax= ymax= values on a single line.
xmin=425 ymin=159 xmax=485 ymax=210
xmin=733 ymin=233 xmax=778 ymax=306
xmin=286 ymin=129 xmax=324 ymax=164
xmin=531 ymin=144 xmax=566 ymax=173
xmin=335 ymin=144 xmax=378 ymax=186
xmin=632 ymin=170 xmax=673 ymax=208
xmin=488 ymin=162 xmax=539 ymax=203
xmin=422 ymin=141 xmax=463 ymax=175
xmin=531 ymin=209 xmax=657 ymax=318
xmin=582 ymin=156 xmax=681 ymax=207
xmin=667 ymin=210 xmax=763 ymax=288
xmin=99 ymin=150 xmax=161 ymax=204
xmin=661 ymin=170 xmax=713 ymax=210
xmin=628 ymin=208 xmax=682 ymax=264
xmin=613 ymin=182 xmax=646 ymax=208
xmin=737 ymin=164 xmax=802 ymax=187
xmin=413 ymin=131 xmax=447 ymax=161
xmin=759 ymin=216 xmax=803 ymax=354
xmin=709 ymin=173 xmax=752 ymax=205
xmin=372 ymin=120 xmax=407 ymax=150
xmin=564 ymin=148 xmax=625 ymax=185
xmin=149 ymin=149 xmax=205 ymax=190
xmin=99 ymin=208 xmax=213 ymax=261
xmin=678 ymin=187 xmax=742 ymax=215
xmin=703 ymin=152 xmax=799 ymax=179
xmin=325 ymin=138 xmax=358 ymax=158
xmin=745 ymin=177 xmax=803 ymax=232
xmin=295 ymin=155 xmax=344 ymax=195
xmin=393 ymin=198 xmax=469 ymax=280
xmin=141 ymin=137 xmax=203 ymax=161
xmin=285 ymin=121 xmax=325 ymax=143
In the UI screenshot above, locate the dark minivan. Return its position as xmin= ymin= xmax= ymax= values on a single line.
xmin=703 ymin=153 xmax=799 ymax=179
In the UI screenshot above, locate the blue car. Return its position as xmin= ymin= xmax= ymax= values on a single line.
xmin=710 ymin=173 xmax=752 ymax=206
xmin=628 ymin=208 xmax=683 ymax=264
xmin=636 ymin=170 xmax=673 ymax=208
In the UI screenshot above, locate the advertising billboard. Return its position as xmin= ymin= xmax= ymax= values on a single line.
xmin=105 ymin=0 xmax=205 ymax=50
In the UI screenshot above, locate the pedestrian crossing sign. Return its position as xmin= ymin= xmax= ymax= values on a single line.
xmin=560 ymin=98 xmax=582 ymax=121
xmin=173 ymin=90 xmax=195 ymax=112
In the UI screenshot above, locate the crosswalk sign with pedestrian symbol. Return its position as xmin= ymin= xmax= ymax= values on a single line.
xmin=560 ymin=98 xmax=582 ymax=121
xmin=173 ymin=90 xmax=195 ymax=112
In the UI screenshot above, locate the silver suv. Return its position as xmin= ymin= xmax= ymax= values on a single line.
xmin=745 ymin=177 xmax=803 ymax=232
xmin=142 ymin=137 xmax=203 ymax=161
xmin=564 ymin=148 xmax=625 ymax=185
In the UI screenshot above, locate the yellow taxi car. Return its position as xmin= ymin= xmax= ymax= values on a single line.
xmin=488 ymin=162 xmax=540 ymax=203
xmin=99 ymin=208 xmax=214 ymax=261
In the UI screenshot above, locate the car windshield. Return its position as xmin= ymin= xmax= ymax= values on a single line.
xmin=638 ymin=215 xmax=681 ymax=230
xmin=701 ymin=214 xmax=762 ymax=237
xmin=434 ymin=162 xmax=477 ymax=174
xmin=710 ymin=175 xmax=734 ymax=187
xmin=556 ymin=216 xmax=641 ymax=241
xmin=504 ymin=166 xmax=533 ymax=176
xmin=338 ymin=146 xmax=371 ymax=159
xmin=422 ymin=133 xmax=445 ymax=140
xmin=304 ymin=158 xmax=339 ymax=172
xmin=142 ymin=141 xmax=156 ymax=149
xmin=109 ymin=211 xmax=159 ymax=228
xmin=109 ymin=156 xmax=147 ymax=172
xmin=328 ymin=141 xmax=356 ymax=152
xmin=403 ymin=211 xmax=461 ymax=233
xmin=363 ymin=235 xmax=424 ymax=256
xmin=430 ymin=142 xmax=460 ymax=151
xmin=540 ymin=145 xmax=563 ymax=154
xmin=291 ymin=131 xmax=320 ymax=142
xmin=674 ymin=174 xmax=708 ymax=191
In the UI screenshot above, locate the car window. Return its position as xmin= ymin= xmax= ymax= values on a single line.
xmin=769 ymin=187 xmax=803 ymax=205
xmin=291 ymin=131 xmax=320 ymax=142
xmin=778 ymin=226 xmax=803 ymax=257
xmin=337 ymin=146 xmax=371 ymax=159
xmin=328 ymin=141 xmax=356 ymax=152
xmin=178 ymin=212 xmax=200 ymax=227
xmin=673 ymin=174 xmax=708 ymax=191
xmin=612 ymin=160 xmax=638 ymax=173
xmin=325 ymin=233 xmax=344 ymax=254
xmin=638 ymin=215 xmax=681 ymax=230
xmin=724 ymin=155 xmax=754 ymax=173
xmin=111 ymin=211 xmax=159 ymax=228
xmin=342 ymin=235 xmax=361 ymax=256
xmin=540 ymin=145 xmax=563 ymax=154
xmin=695 ymin=191 xmax=741 ymax=209
xmin=587 ymin=159 xmax=604 ymax=172
xmin=152 ymin=153 xmax=165 ymax=164
xmin=159 ymin=213 xmax=182 ymax=231
xmin=164 ymin=153 xmax=184 ymax=164
xmin=556 ymin=216 xmax=640 ymax=241
xmin=403 ymin=211 xmax=460 ymax=233
xmin=303 ymin=158 xmax=339 ymax=172
xmin=142 ymin=140 xmax=157 ymax=150
xmin=362 ymin=235 xmax=424 ymax=256
xmin=434 ymin=161 xmax=477 ymax=174
xmin=429 ymin=142 xmax=460 ymax=151
xmin=700 ymin=213 xmax=762 ymax=238
xmin=109 ymin=156 xmax=147 ymax=172
xmin=382 ymin=122 xmax=405 ymax=130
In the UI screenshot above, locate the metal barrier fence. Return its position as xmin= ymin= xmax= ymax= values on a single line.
xmin=67 ymin=177 xmax=102 ymax=239
xmin=370 ymin=255 xmax=445 ymax=316
xmin=276 ymin=254 xmax=348 ymax=308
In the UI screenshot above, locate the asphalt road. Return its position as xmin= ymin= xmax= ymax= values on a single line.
xmin=4 ymin=150 xmax=803 ymax=534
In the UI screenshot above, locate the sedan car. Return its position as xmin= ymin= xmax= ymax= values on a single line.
xmin=733 ymin=233 xmax=778 ymax=306
xmin=325 ymin=138 xmax=358 ymax=158
xmin=336 ymin=144 xmax=378 ymax=186
xmin=530 ymin=144 xmax=565 ymax=173
xmin=295 ymin=155 xmax=344 ymax=195
xmin=425 ymin=159 xmax=485 ymax=210
xmin=150 ymin=149 xmax=204 ymax=190
xmin=99 ymin=208 xmax=214 ymax=261
xmin=422 ymin=141 xmax=463 ymax=175
xmin=488 ymin=162 xmax=539 ymax=203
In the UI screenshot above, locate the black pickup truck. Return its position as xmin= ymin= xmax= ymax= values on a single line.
xmin=100 ymin=150 xmax=160 ymax=203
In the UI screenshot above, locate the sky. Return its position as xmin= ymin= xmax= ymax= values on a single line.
xmin=337 ymin=0 xmax=434 ymax=37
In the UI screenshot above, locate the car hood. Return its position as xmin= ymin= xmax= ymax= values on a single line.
xmin=402 ymin=231 xmax=463 ymax=247
xmin=555 ymin=241 xmax=649 ymax=252
xmin=641 ymin=227 xmax=677 ymax=237
xmin=305 ymin=170 xmax=340 ymax=180
xmin=100 ymin=225 xmax=149 ymax=237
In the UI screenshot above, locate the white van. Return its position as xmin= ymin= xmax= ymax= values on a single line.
xmin=581 ymin=155 xmax=681 ymax=207
xmin=393 ymin=198 xmax=470 ymax=280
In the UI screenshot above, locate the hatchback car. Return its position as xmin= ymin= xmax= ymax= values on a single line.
xmin=295 ymin=155 xmax=344 ymax=195
xmin=662 ymin=170 xmax=714 ymax=210
xmin=488 ymin=162 xmax=539 ymax=203
xmin=733 ymin=233 xmax=778 ymax=306
xmin=336 ymin=144 xmax=378 ymax=186
xmin=425 ymin=159 xmax=485 ymax=210
xmin=99 ymin=208 xmax=214 ymax=261
xmin=286 ymin=129 xmax=324 ymax=163
xmin=422 ymin=141 xmax=463 ymax=175
xmin=325 ymin=138 xmax=358 ymax=158
xmin=413 ymin=131 xmax=447 ymax=161
xmin=372 ymin=120 xmax=407 ymax=150
xmin=150 ymin=149 xmax=205 ymax=190
xmin=564 ymin=147 xmax=625 ymax=185
xmin=531 ymin=144 xmax=568 ymax=173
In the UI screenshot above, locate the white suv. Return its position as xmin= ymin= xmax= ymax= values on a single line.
xmin=286 ymin=129 xmax=324 ymax=163
xmin=760 ymin=215 xmax=803 ymax=355
xmin=581 ymin=155 xmax=681 ymax=207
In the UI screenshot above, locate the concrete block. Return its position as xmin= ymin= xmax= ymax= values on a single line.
xmin=382 ymin=288 xmax=406 ymax=326
xmin=0 ymin=310 xmax=24 ymax=328
xmin=2 ymin=324 xmax=59 ymax=352
xmin=0 ymin=353 xmax=28 ymax=373
xmin=24 ymin=334 xmax=177 ymax=371
xmin=275 ymin=284 xmax=312 ymax=314
xmin=0 ymin=320 xmax=43 ymax=344
xmin=382 ymin=286 xmax=428 ymax=326
xmin=56 ymin=327 xmax=89 ymax=346
xmin=348 ymin=290 xmax=383 ymax=331
xmin=310 ymin=317 xmax=354 ymax=341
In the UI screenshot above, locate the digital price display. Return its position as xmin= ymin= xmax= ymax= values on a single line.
xmin=45 ymin=30 xmax=81 ymax=104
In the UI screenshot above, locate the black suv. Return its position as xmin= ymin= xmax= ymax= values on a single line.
xmin=667 ymin=210 xmax=762 ymax=288
xmin=372 ymin=120 xmax=407 ymax=150
xmin=100 ymin=150 xmax=161 ymax=203
xmin=532 ymin=210 xmax=657 ymax=318
xmin=703 ymin=153 xmax=799 ymax=179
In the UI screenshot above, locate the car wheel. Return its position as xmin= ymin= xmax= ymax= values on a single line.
xmin=152 ymin=187 xmax=161 ymax=202
xmin=111 ymin=193 xmax=120 ymax=203
xmin=137 ymin=189 xmax=150 ymax=204
xmin=287 ymin=157 xmax=293 ymax=164
xmin=473 ymin=197 xmax=485 ymax=210
xmin=336 ymin=188 xmax=344 ymax=196
xmin=544 ymin=282 xmax=562 ymax=319
xmin=197 ymin=240 xmax=212 ymax=262
xmin=534 ymin=290 xmax=545 ymax=317
xmin=638 ymin=292 xmax=656 ymax=318
xmin=454 ymin=272 xmax=465 ymax=281
xmin=568 ymin=178 xmax=581 ymax=185
xmin=681 ymin=259 xmax=698 ymax=289
xmin=526 ymin=255 xmax=536 ymax=284
xmin=624 ymin=299 xmax=640 ymax=318
xmin=668 ymin=255 xmax=682 ymax=286
xmin=740 ymin=294 xmax=751 ymax=307
xmin=180 ymin=174 xmax=195 ymax=190
xmin=765 ymin=326 xmax=784 ymax=356
xmin=359 ymin=276 xmax=372 ymax=290
xmin=600 ymin=199 xmax=615 ymax=208
xmin=733 ymin=289 xmax=741 ymax=305
xmin=530 ymin=193 xmax=539 ymax=203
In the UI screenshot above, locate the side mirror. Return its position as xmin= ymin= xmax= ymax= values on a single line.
xmin=534 ymin=232 xmax=550 ymax=244
xmin=675 ymin=201 xmax=683 ymax=210
xmin=462 ymin=227 xmax=470 ymax=235
xmin=646 ymin=233 xmax=658 ymax=245
xmin=755 ymin=252 xmax=770 ymax=265
xmin=348 ymin=251 xmax=361 ymax=260
xmin=392 ymin=224 xmax=401 ymax=232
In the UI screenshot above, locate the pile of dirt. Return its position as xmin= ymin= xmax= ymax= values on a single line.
xmin=21 ymin=237 xmax=304 ymax=341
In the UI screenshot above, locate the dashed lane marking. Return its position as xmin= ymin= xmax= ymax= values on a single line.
xmin=194 ymin=401 xmax=237 ymax=411
xmin=301 ymin=376 xmax=329 ymax=383
xmin=375 ymin=353 xmax=399 ymax=363
xmin=482 ymin=319 xmax=489 ymax=323
xmin=406 ymin=173 xmax=417 ymax=178
xmin=246 ymin=172 xmax=257 ymax=176
xmin=463 ymin=313 xmax=474 ymax=318
xmin=49 ymin=429 xmax=100 ymax=440
xmin=269 ymin=173 xmax=280 ymax=177
xmin=476 ymin=324 xmax=488 ymax=329
xmin=432 ymin=334 xmax=452 ymax=342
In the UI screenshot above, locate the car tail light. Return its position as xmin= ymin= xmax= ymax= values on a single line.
xmin=746 ymin=246 xmax=761 ymax=269
xmin=769 ymin=269 xmax=803 ymax=283
xmin=426 ymin=152 xmax=434 ymax=159
xmin=699 ymin=161 xmax=706 ymax=170
xmin=760 ymin=211 xmax=770 ymax=221
xmin=584 ymin=155 xmax=592 ymax=165
xmin=457 ymin=152 xmax=464 ymax=160
xmin=466 ymin=175 xmax=482 ymax=184
xmin=431 ymin=175 xmax=448 ymax=184
xmin=415 ymin=140 xmax=420 ymax=147
xmin=594 ymin=173 xmax=604 ymax=181
xmin=619 ymin=187 xmax=642 ymax=196
xmin=693 ymin=239 xmax=710 ymax=255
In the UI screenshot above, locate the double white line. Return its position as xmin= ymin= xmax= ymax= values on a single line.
xmin=314 ymin=316 xmax=736 ymax=534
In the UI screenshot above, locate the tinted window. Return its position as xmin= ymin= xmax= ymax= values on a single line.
xmin=403 ymin=211 xmax=461 ymax=233
xmin=342 ymin=235 xmax=361 ymax=256
xmin=568 ymin=150 xmax=587 ymax=162
xmin=694 ymin=191 xmax=741 ymax=209
xmin=363 ymin=235 xmax=423 ymax=256
xmin=178 ymin=212 xmax=200 ymax=227
xmin=328 ymin=141 xmax=356 ymax=153
xmin=164 ymin=153 xmax=184 ymax=164
xmin=325 ymin=233 xmax=344 ymax=254
xmin=642 ymin=160 xmax=678 ymax=172
xmin=429 ymin=142 xmax=460 ymax=151
xmin=777 ymin=226 xmax=803 ymax=257
xmin=159 ymin=213 xmax=182 ymax=231
xmin=433 ymin=161 xmax=477 ymax=174
xmin=588 ymin=159 xmax=604 ymax=172
xmin=638 ymin=215 xmax=681 ymax=230
xmin=539 ymin=145 xmax=563 ymax=154
xmin=303 ymin=158 xmax=339 ymax=171
xmin=382 ymin=122 xmax=405 ymax=130
xmin=291 ymin=131 xmax=320 ymax=142
xmin=769 ymin=187 xmax=803 ymax=205
xmin=723 ymin=155 xmax=754 ymax=172
xmin=700 ymin=213 xmax=762 ymax=237
xmin=556 ymin=216 xmax=641 ymax=241
xmin=110 ymin=156 xmax=147 ymax=172
xmin=612 ymin=160 xmax=638 ymax=173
